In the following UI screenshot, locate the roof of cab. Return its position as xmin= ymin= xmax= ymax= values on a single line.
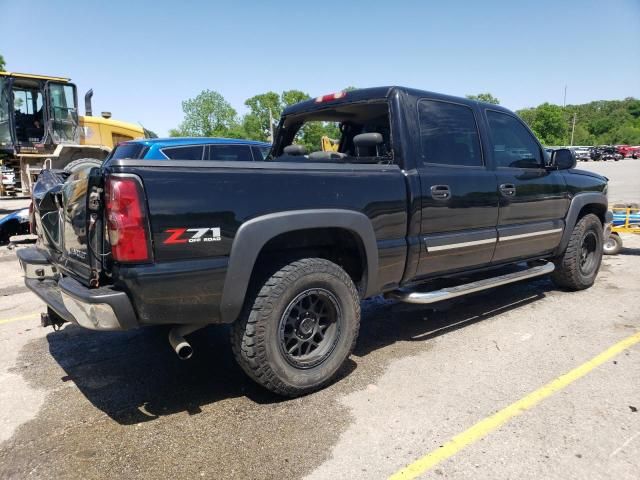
xmin=0 ymin=72 xmax=71 ymax=82
xmin=283 ymin=87 xmax=395 ymax=116
xmin=282 ymin=86 xmax=514 ymax=116
xmin=125 ymin=137 xmax=271 ymax=148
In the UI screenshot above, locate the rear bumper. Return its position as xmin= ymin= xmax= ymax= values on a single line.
xmin=17 ymin=248 xmax=138 ymax=331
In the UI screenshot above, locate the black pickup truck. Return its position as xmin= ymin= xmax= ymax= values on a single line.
xmin=19 ymin=87 xmax=611 ymax=396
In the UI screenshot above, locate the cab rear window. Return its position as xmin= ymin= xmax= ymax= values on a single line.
xmin=109 ymin=143 xmax=148 ymax=160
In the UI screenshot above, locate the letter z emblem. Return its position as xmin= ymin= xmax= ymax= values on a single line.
xmin=163 ymin=228 xmax=188 ymax=244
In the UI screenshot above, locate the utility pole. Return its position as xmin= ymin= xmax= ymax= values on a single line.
xmin=570 ymin=112 xmax=576 ymax=146
xmin=563 ymin=85 xmax=567 ymax=108
xmin=268 ymin=108 xmax=274 ymax=143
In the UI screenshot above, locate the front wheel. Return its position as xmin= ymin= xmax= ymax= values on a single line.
xmin=231 ymin=258 xmax=360 ymax=397
xmin=603 ymin=233 xmax=623 ymax=255
xmin=551 ymin=214 xmax=603 ymax=290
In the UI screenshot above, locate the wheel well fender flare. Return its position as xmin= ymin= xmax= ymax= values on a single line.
xmin=220 ymin=209 xmax=378 ymax=323
xmin=557 ymin=192 xmax=608 ymax=254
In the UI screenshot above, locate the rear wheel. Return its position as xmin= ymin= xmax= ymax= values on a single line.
xmin=603 ymin=233 xmax=623 ymax=255
xmin=63 ymin=158 xmax=102 ymax=174
xmin=231 ymin=258 xmax=360 ymax=397
xmin=551 ymin=214 xmax=603 ymax=290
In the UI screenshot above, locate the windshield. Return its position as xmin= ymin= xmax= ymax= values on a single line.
xmin=0 ymin=78 xmax=10 ymax=145
xmin=272 ymin=101 xmax=392 ymax=164
xmin=48 ymin=82 xmax=78 ymax=144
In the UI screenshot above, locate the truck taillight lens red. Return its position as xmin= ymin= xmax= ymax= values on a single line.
xmin=105 ymin=175 xmax=151 ymax=263
xmin=314 ymin=91 xmax=346 ymax=103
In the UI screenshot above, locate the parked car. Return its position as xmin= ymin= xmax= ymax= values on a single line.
xmin=0 ymin=208 xmax=30 ymax=243
xmin=590 ymin=146 xmax=623 ymax=161
xmin=1 ymin=166 xmax=16 ymax=195
xmin=20 ymin=86 xmax=611 ymax=396
xmin=572 ymin=146 xmax=591 ymax=162
xmin=106 ymin=137 xmax=271 ymax=162
xmin=1 ymin=166 xmax=15 ymax=185
xmin=616 ymin=145 xmax=640 ymax=159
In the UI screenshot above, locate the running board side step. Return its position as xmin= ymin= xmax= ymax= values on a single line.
xmin=385 ymin=262 xmax=555 ymax=304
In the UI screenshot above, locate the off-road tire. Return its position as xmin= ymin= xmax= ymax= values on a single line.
xmin=231 ymin=258 xmax=360 ymax=397
xmin=552 ymin=213 xmax=603 ymax=290
xmin=63 ymin=158 xmax=102 ymax=174
xmin=603 ymin=233 xmax=623 ymax=255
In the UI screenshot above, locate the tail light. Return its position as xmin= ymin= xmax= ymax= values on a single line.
xmin=105 ymin=175 xmax=151 ymax=263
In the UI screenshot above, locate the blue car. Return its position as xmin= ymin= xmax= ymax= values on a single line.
xmin=106 ymin=137 xmax=271 ymax=162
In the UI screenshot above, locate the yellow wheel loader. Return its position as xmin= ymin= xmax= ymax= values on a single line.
xmin=0 ymin=72 xmax=150 ymax=196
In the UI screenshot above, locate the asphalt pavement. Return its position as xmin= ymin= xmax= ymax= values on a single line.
xmin=0 ymin=159 xmax=638 ymax=479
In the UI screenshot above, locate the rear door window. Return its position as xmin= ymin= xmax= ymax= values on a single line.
xmin=109 ymin=143 xmax=148 ymax=160
xmin=486 ymin=111 xmax=543 ymax=168
xmin=162 ymin=145 xmax=204 ymax=160
xmin=418 ymin=99 xmax=483 ymax=167
xmin=207 ymin=144 xmax=252 ymax=161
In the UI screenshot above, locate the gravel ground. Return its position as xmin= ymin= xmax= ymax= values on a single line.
xmin=0 ymin=160 xmax=638 ymax=479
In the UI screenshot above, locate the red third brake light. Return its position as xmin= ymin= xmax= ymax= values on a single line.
xmin=314 ymin=91 xmax=346 ymax=103
xmin=105 ymin=175 xmax=151 ymax=263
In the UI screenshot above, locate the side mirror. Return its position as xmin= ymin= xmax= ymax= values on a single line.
xmin=551 ymin=148 xmax=576 ymax=170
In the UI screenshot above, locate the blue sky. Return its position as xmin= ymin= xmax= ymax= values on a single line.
xmin=3 ymin=0 xmax=639 ymax=136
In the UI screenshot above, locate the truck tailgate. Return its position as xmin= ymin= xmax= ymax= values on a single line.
xmin=60 ymin=171 xmax=93 ymax=280
xmin=32 ymin=168 xmax=97 ymax=283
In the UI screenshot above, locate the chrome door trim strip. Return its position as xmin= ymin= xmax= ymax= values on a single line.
xmin=499 ymin=228 xmax=563 ymax=242
xmin=427 ymin=237 xmax=496 ymax=252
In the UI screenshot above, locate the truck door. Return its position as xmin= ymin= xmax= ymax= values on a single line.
xmin=483 ymin=109 xmax=568 ymax=262
xmin=414 ymin=98 xmax=499 ymax=279
xmin=45 ymin=81 xmax=79 ymax=144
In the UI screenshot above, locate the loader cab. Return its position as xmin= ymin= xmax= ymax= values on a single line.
xmin=0 ymin=72 xmax=79 ymax=155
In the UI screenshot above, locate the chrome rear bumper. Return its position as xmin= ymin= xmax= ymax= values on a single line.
xmin=17 ymin=248 xmax=137 ymax=331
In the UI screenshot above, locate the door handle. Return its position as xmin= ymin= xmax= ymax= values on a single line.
xmin=430 ymin=184 xmax=451 ymax=201
xmin=499 ymin=183 xmax=516 ymax=197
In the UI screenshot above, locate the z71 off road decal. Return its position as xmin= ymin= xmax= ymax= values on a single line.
xmin=163 ymin=227 xmax=222 ymax=244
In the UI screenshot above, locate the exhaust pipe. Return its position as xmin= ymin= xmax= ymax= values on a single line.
xmin=168 ymin=325 xmax=202 ymax=360
xmin=84 ymin=89 xmax=94 ymax=117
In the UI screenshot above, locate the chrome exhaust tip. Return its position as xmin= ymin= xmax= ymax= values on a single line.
xmin=168 ymin=325 xmax=202 ymax=360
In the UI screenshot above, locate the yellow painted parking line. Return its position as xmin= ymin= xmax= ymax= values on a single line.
xmin=0 ymin=312 xmax=40 ymax=325
xmin=389 ymin=331 xmax=640 ymax=480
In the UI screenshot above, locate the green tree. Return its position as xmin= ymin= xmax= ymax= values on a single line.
xmin=242 ymin=90 xmax=312 ymax=141
xmin=570 ymin=124 xmax=595 ymax=146
xmin=294 ymin=121 xmax=341 ymax=152
xmin=0 ymin=54 xmax=5 ymax=71
xmin=627 ymin=99 xmax=640 ymax=118
xmin=466 ymin=93 xmax=500 ymax=104
xmin=243 ymin=91 xmax=281 ymax=141
xmin=282 ymin=89 xmax=310 ymax=107
xmin=611 ymin=125 xmax=640 ymax=144
xmin=176 ymin=90 xmax=239 ymax=137
xmin=517 ymin=103 xmax=567 ymax=145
